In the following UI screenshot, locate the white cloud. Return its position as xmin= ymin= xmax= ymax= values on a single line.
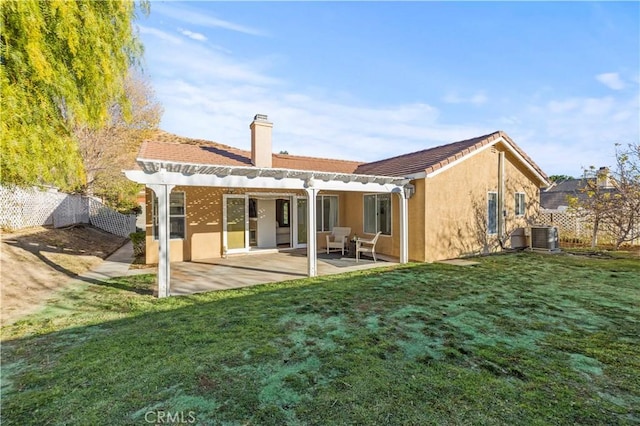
xmin=179 ymin=28 xmax=207 ymax=42
xmin=140 ymin=30 xmax=280 ymax=86
xmin=596 ymin=72 xmax=626 ymax=90
xmin=547 ymin=99 xmax=580 ymax=114
xmin=509 ymin=93 xmax=639 ymax=176
xmin=442 ymin=91 xmax=488 ymax=105
xmin=137 ymin=25 xmax=182 ymax=45
xmin=153 ymin=4 xmax=266 ymax=37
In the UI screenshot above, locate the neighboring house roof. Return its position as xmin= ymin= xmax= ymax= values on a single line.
xmin=136 ymin=129 xmax=548 ymax=183
xmin=540 ymin=178 xmax=618 ymax=209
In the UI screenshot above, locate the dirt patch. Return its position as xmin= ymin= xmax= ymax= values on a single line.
xmin=1 ymin=225 xmax=126 ymax=325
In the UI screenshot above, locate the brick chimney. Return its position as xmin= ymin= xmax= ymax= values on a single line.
xmin=250 ymin=114 xmax=272 ymax=168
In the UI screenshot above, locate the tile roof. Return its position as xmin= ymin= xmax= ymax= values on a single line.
xmin=354 ymin=131 xmax=547 ymax=181
xmin=135 ymin=129 xmax=548 ymax=182
xmin=273 ymin=153 xmax=362 ymax=174
xmin=137 ymin=131 xmax=363 ymax=174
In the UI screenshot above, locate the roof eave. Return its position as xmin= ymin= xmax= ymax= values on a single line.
xmin=422 ymin=136 xmax=550 ymax=186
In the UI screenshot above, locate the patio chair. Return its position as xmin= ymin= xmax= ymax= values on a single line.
xmin=356 ymin=232 xmax=382 ymax=262
xmin=326 ymin=227 xmax=351 ymax=256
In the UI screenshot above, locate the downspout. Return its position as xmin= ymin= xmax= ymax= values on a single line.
xmin=498 ymin=151 xmax=507 ymax=249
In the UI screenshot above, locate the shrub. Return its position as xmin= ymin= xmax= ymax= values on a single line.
xmin=129 ymin=231 xmax=146 ymax=257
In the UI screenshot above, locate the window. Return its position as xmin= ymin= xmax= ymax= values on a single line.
xmin=515 ymin=192 xmax=526 ymax=216
xmin=276 ymin=198 xmax=290 ymax=227
xmin=364 ymin=194 xmax=391 ymax=235
xmin=152 ymin=192 xmax=186 ymax=239
xmin=316 ymin=195 xmax=338 ymax=232
xmin=487 ymin=192 xmax=498 ymax=235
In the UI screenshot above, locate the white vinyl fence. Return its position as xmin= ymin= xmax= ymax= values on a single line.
xmin=0 ymin=185 xmax=136 ymax=238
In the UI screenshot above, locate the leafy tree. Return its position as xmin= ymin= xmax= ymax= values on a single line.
xmin=75 ymin=70 xmax=162 ymax=211
xmin=1 ymin=0 xmax=148 ymax=190
xmin=548 ymin=174 xmax=573 ymax=182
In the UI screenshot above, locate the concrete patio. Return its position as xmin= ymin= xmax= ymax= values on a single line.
xmin=170 ymin=249 xmax=397 ymax=295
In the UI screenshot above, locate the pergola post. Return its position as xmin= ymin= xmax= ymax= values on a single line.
xmin=305 ymin=186 xmax=318 ymax=277
xmin=148 ymin=182 xmax=175 ymax=298
xmin=398 ymin=191 xmax=409 ymax=264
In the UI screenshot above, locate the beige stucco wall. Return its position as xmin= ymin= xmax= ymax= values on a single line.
xmin=408 ymin=179 xmax=426 ymax=262
xmin=145 ymin=186 xmax=225 ymax=264
xmin=422 ymin=142 xmax=542 ymax=262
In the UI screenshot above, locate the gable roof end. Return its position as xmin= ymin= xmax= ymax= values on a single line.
xmin=354 ymin=131 xmax=549 ymax=185
xmin=354 ymin=133 xmax=494 ymax=177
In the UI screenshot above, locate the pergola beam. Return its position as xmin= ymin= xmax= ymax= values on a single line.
xmin=125 ymin=170 xmax=404 ymax=194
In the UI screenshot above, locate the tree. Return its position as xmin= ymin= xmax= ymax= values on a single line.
xmin=569 ymin=143 xmax=640 ymax=249
xmin=75 ymin=70 xmax=162 ymax=210
xmin=548 ymin=174 xmax=573 ymax=182
xmin=567 ymin=167 xmax=614 ymax=248
xmin=1 ymin=0 xmax=148 ymax=190
xmin=600 ymin=143 xmax=640 ymax=249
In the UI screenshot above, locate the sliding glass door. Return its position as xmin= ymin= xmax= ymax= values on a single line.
xmin=224 ymin=195 xmax=248 ymax=252
xmin=296 ymin=197 xmax=307 ymax=245
xmin=224 ymin=194 xmax=310 ymax=252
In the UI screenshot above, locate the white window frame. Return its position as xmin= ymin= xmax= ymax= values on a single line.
xmin=363 ymin=193 xmax=392 ymax=236
xmin=152 ymin=191 xmax=186 ymax=240
xmin=515 ymin=192 xmax=526 ymax=217
xmin=316 ymin=195 xmax=339 ymax=232
xmin=487 ymin=191 xmax=498 ymax=235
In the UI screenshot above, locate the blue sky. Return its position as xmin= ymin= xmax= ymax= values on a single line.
xmin=137 ymin=1 xmax=639 ymax=178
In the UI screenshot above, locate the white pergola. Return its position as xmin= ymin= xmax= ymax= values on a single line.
xmin=125 ymin=159 xmax=413 ymax=297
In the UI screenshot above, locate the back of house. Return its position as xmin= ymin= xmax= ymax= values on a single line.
xmin=127 ymin=115 xmax=549 ymax=265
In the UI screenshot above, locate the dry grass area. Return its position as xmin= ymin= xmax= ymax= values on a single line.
xmin=0 ymin=225 xmax=125 ymax=325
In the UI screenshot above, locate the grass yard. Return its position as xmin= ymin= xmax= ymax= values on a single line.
xmin=1 ymin=252 xmax=639 ymax=425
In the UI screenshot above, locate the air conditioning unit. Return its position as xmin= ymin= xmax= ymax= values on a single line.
xmin=510 ymin=227 xmax=529 ymax=249
xmin=529 ymin=226 xmax=559 ymax=251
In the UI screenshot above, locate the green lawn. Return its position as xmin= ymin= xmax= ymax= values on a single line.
xmin=2 ymin=252 xmax=639 ymax=425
